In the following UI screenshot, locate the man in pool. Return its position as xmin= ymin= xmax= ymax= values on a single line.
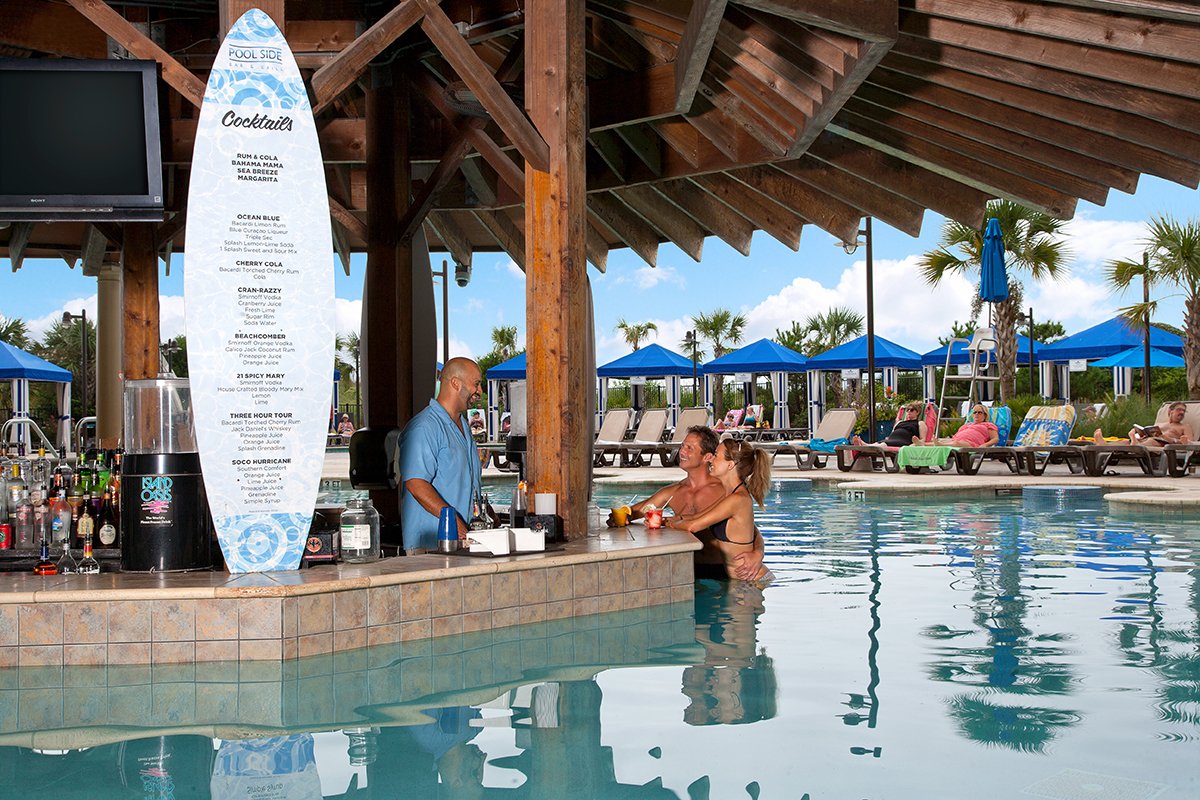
xmin=607 ymin=425 xmax=764 ymax=580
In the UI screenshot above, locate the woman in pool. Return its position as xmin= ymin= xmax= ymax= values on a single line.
xmin=666 ymin=439 xmax=774 ymax=586
xmin=913 ymin=403 xmax=999 ymax=447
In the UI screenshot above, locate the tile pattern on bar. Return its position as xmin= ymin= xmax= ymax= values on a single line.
xmin=0 ymin=538 xmax=698 ymax=666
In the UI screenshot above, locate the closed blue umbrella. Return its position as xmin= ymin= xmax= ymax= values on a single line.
xmin=980 ymin=217 xmax=1009 ymax=303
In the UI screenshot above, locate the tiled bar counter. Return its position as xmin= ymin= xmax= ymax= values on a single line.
xmin=0 ymin=530 xmax=700 ymax=667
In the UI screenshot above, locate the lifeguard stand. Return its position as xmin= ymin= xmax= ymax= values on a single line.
xmin=936 ymin=329 xmax=999 ymax=435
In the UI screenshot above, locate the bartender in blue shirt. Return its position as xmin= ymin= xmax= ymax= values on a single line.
xmin=398 ymin=357 xmax=486 ymax=553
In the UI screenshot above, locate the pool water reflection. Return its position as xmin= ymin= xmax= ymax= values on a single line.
xmin=2 ymin=485 xmax=1199 ymax=798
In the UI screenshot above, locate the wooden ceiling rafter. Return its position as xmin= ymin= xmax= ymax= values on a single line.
xmin=588 ymin=192 xmax=661 ymax=266
xmin=882 ymin=45 xmax=1200 ymax=173
xmin=425 ymin=210 xmax=474 ymax=269
xmin=611 ymin=184 xmax=706 ymax=261
xmin=585 ymin=215 xmax=611 ymax=272
xmin=2 ymin=0 xmax=108 ymax=57
xmin=309 ymin=0 xmax=424 ymax=115
xmin=775 ymin=158 xmax=925 ymax=237
xmin=739 ymin=0 xmax=898 ymax=43
xmin=674 ymin=0 xmax=728 ymax=114
xmin=867 ymin=63 xmax=1200 ymax=187
xmin=726 ymin=163 xmax=862 ymax=243
xmin=472 ymin=208 xmax=526 ymax=270
xmin=7 ymin=223 xmax=34 ymax=272
xmin=654 ymin=178 xmax=756 ymax=256
xmin=850 ymin=82 xmax=1139 ymax=196
xmin=691 ymin=173 xmax=805 ymax=250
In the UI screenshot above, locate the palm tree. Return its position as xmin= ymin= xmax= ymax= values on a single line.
xmin=615 ymin=319 xmax=658 ymax=351
xmin=920 ymin=199 xmax=1070 ymax=402
xmin=687 ymin=308 xmax=746 ymax=417
xmin=491 ymin=325 xmax=519 ymax=360
xmin=0 ymin=314 xmax=30 ymax=349
xmin=1104 ymin=215 xmax=1200 ymax=398
xmin=799 ymin=306 xmax=863 ymax=357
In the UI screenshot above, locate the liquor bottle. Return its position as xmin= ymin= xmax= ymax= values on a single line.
xmin=77 ymin=501 xmax=95 ymax=552
xmin=469 ymin=489 xmax=490 ymax=531
xmin=0 ymin=464 xmax=8 ymax=524
xmin=95 ymin=450 xmax=111 ymax=494
xmin=76 ymin=528 xmax=99 ymax=575
xmin=108 ymin=450 xmax=122 ymax=536
xmin=97 ymin=490 xmax=118 ymax=548
xmin=14 ymin=492 xmax=33 ymax=548
xmin=56 ymin=540 xmax=77 ymax=574
xmin=30 ymin=447 xmax=51 ymax=505
xmin=67 ymin=473 xmax=83 ymax=532
xmin=510 ymin=480 xmax=527 ymax=527
xmin=5 ymin=463 xmax=26 ymax=518
xmin=50 ymin=487 xmax=72 ymax=545
xmin=33 ymin=539 xmax=57 ymax=575
xmin=76 ymin=458 xmax=93 ymax=497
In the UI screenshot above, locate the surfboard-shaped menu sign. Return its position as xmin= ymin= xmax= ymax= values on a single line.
xmin=185 ymin=9 xmax=333 ymax=572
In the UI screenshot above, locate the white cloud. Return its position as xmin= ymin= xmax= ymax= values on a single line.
xmin=615 ymin=264 xmax=686 ymax=291
xmin=438 ymin=337 xmax=476 ymax=360
xmin=1061 ymin=215 xmax=1147 ymax=275
xmin=464 ymin=298 xmax=485 ymax=313
xmin=497 ymin=257 xmax=525 ymax=281
xmin=26 ymin=295 xmax=98 ymax=339
xmin=741 ymin=255 xmax=977 ymax=353
xmin=334 ymin=298 xmax=362 ymax=337
xmin=1026 ymin=275 xmax=1115 ymax=331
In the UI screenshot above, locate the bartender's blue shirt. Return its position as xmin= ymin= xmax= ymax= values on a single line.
xmin=398 ymin=399 xmax=482 ymax=551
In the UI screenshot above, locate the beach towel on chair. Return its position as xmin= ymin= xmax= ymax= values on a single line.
xmin=990 ymin=406 xmax=1012 ymax=445
xmin=805 ymin=437 xmax=848 ymax=453
xmin=1013 ymin=406 xmax=1075 ymax=447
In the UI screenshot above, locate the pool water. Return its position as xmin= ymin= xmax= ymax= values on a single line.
xmin=3 ymin=484 xmax=1199 ymax=799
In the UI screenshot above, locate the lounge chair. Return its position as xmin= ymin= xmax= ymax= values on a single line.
xmin=615 ymin=409 xmax=670 ymax=467
xmin=593 ymin=408 xmax=634 ymax=467
xmin=1088 ymin=401 xmax=1200 ymax=477
xmin=760 ymin=408 xmax=857 ymax=469
xmin=955 ymin=405 xmax=1082 ymax=476
xmin=651 ymin=407 xmax=712 ymax=466
xmin=835 ymin=402 xmax=937 ymax=473
xmin=715 ymin=408 xmax=743 ymax=431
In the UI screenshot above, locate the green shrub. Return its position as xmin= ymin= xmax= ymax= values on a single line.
xmin=1084 ymin=395 xmax=1159 ymax=439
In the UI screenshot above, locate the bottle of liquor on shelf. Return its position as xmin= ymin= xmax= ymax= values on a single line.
xmin=76 ymin=526 xmax=99 ymax=575
xmin=50 ymin=485 xmax=71 ymax=545
xmin=30 ymin=447 xmax=51 ymax=505
xmin=33 ymin=539 xmax=57 ymax=575
xmin=5 ymin=463 xmax=26 ymax=520
xmin=469 ymin=489 xmax=490 ymax=531
xmin=13 ymin=492 xmax=33 ymax=549
xmin=108 ymin=450 xmax=122 ymax=535
xmin=0 ymin=464 xmax=8 ymax=525
xmin=95 ymin=450 xmax=112 ymax=493
xmin=56 ymin=539 xmax=77 ymax=574
xmin=97 ymin=490 xmax=118 ymax=548
xmin=77 ymin=498 xmax=95 ymax=551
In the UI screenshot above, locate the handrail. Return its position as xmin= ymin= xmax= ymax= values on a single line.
xmin=0 ymin=415 xmax=60 ymax=459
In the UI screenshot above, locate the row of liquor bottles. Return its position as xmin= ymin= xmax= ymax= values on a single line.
xmin=0 ymin=446 xmax=122 ymax=552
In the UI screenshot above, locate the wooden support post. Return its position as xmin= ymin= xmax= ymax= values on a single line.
xmin=525 ymin=0 xmax=589 ymax=538
xmin=121 ymin=223 xmax=158 ymax=381
xmin=363 ymin=65 xmax=412 ymax=535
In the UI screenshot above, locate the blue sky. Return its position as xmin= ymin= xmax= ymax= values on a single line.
xmin=2 ymin=175 xmax=1197 ymax=366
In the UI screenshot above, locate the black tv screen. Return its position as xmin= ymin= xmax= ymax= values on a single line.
xmin=0 ymin=59 xmax=164 ymax=221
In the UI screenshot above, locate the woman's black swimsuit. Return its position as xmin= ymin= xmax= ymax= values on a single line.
xmin=711 ymin=481 xmax=755 ymax=545
xmin=883 ymin=418 xmax=922 ymax=447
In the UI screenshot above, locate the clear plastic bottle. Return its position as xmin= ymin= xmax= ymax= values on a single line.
xmin=340 ymin=497 xmax=380 ymax=563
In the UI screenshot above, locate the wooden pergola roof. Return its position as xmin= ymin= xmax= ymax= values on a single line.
xmin=3 ymin=0 xmax=1199 ymax=273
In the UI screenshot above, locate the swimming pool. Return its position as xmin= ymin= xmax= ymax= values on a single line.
xmin=3 ymin=484 xmax=1198 ymax=798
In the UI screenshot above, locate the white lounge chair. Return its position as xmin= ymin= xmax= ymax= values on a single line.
xmin=759 ymin=408 xmax=858 ymax=469
xmin=593 ymin=409 xmax=634 ymax=466
xmin=616 ymin=409 xmax=670 ymax=467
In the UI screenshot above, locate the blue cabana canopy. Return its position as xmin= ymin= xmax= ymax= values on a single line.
xmin=487 ymin=352 xmax=526 ymax=380
xmin=0 ymin=341 xmax=73 ymax=383
xmin=921 ymin=334 xmax=1043 ymax=367
xmin=702 ymin=338 xmax=806 ymax=374
xmin=1092 ymin=347 xmax=1185 ymax=369
xmin=597 ymin=343 xmax=699 ymax=378
xmin=805 ymin=335 xmax=922 ymax=371
xmin=1038 ymin=317 xmax=1183 ymax=362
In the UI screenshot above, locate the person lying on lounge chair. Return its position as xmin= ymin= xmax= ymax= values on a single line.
xmin=912 ymin=404 xmax=999 ymax=448
xmin=1093 ymin=401 xmax=1192 ymax=446
xmin=849 ymin=402 xmax=927 ymax=447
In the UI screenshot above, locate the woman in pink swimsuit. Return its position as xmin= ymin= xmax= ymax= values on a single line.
xmin=916 ymin=405 xmax=999 ymax=447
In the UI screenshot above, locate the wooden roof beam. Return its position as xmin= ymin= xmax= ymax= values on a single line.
xmin=585 ymin=215 xmax=611 ymax=272
xmin=788 ymin=35 xmax=895 ymax=157
xmin=1049 ymin=0 xmax=1200 ymax=24
xmin=398 ymin=132 xmax=475 ymax=243
xmin=612 ymin=184 xmax=707 ymax=261
xmin=736 ymin=0 xmax=898 ymax=43
xmin=867 ymin=66 xmax=1176 ymax=189
xmin=808 ymin=130 xmax=988 ymax=230
xmin=425 ymin=210 xmax=474 ymax=269
xmin=851 ymin=83 xmax=1138 ymax=196
xmin=776 ymin=158 xmax=925 ymax=238
xmin=829 ymin=112 xmax=1078 ymax=219
xmin=900 ymin=11 xmax=1200 ymax=104
xmin=460 ymin=156 xmax=499 ymax=205
xmin=2 ymin=0 xmax=107 ymax=57
xmin=913 ymin=0 xmax=1200 ymax=66
xmin=590 ymin=130 xmax=630 ymax=180
xmin=692 ymin=174 xmax=805 ymax=250
xmin=329 ymin=197 xmax=368 ymax=244
xmin=472 ymin=209 xmax=525 ymax=270
xmin=417 ymin=0 xmax=549 ymax=172
xmin=64 ymin=0 xmax=205 ymax=107
xmin=78 ymin=224 xmax=110 ymax=275
xmin=310 ymin=0 xmax=424 ymax=115
xmin=892 ymin=39 xmax=1200 ymax=169
xmin=723 ymin=8 xmax=845 ymax=90
xmin=588 ymin=192 xmax=661 ymax=267
xmin=587 ymin=0 xmax=686 ymax=43
xmin=589 ymin=63 xmax=677 ymax=130
xmin=728 ymin=164 xmax=862 ymax=243
xmin=655 ymin=178 xmax=755 ymax=256
xmin=7 ymin=223 xmax=33 ymax=272
xmin=618 ymin=123 xmax=666 ymax=175
xmin=674 ymin=0 xmax=728 ymax=114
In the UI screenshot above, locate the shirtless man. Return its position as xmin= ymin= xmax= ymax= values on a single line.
xmin=1096 ymin=401 xmax=1193 ymax=445
xmin=607 ymin=425 xmax=764 ymax=580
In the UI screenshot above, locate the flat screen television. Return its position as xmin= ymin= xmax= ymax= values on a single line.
xmin=0 ymin=58 xmax=164 ymax=222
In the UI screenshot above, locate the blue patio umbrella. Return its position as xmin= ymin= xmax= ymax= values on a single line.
xmin=980 ymin=218 xmax=1009 ymax=303
xmin=1092 ymin=347 xmax=1185 ymax=369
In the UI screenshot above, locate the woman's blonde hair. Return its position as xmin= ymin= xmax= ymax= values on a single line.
xmin=719 ymin=439 xmax=772 ymax=507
